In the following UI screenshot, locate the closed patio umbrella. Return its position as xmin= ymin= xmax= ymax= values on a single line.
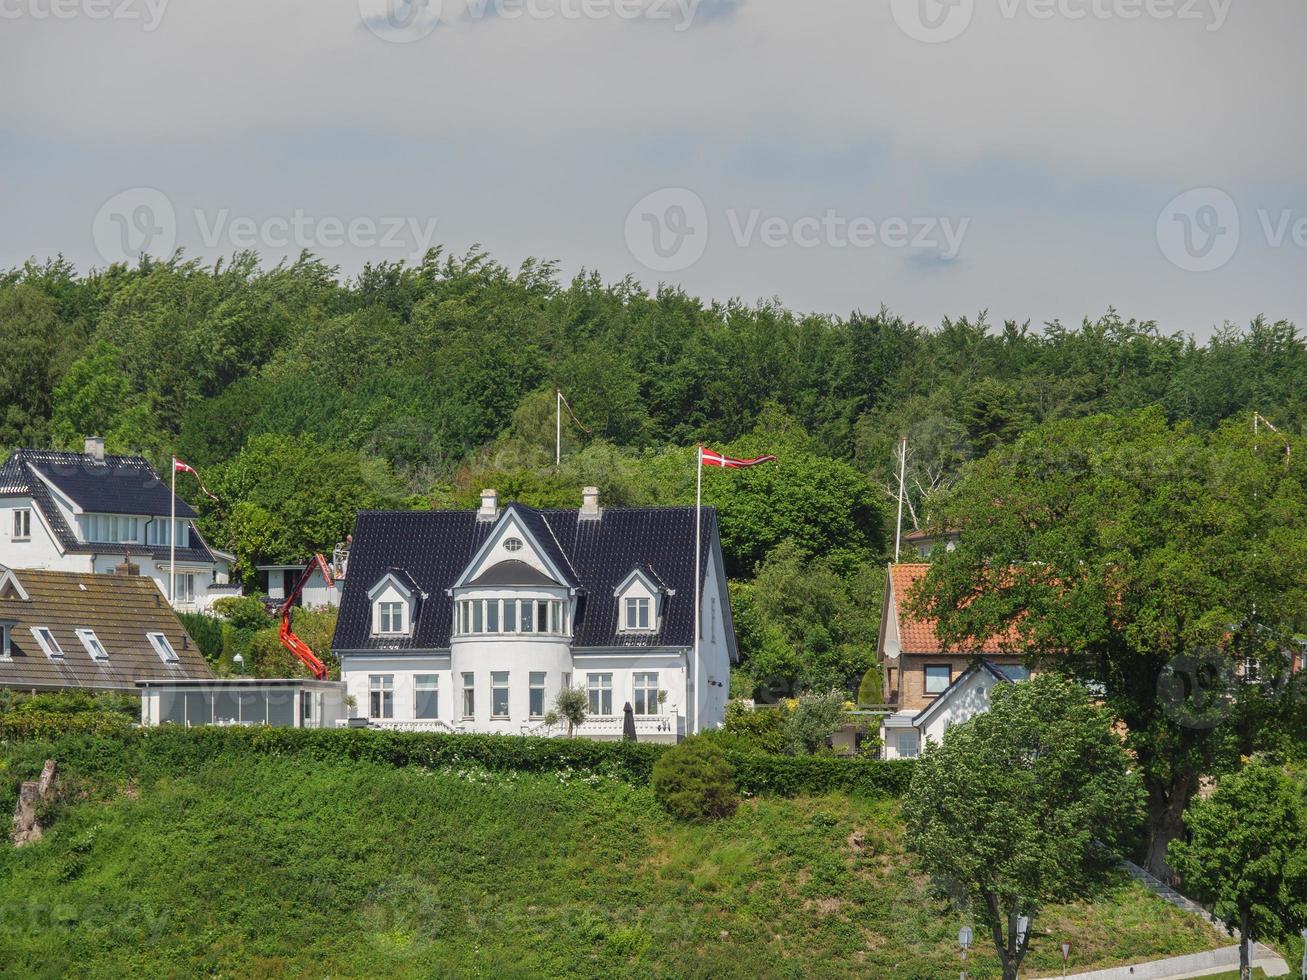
xmin=622 ymin=702 xmax=637 ymax=742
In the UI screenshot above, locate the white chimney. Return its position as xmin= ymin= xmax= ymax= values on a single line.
xmin=580 ymin=486 xmax=602 ymax=520
xmin=85 ymin=436 xmax=105 ymax=462
xmin=477 ymin=489 xmax=499 ymax=522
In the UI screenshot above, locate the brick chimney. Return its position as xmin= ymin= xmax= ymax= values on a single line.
xmin=84 ymin=436 xmax=105 ymax=462
xmin=477 ymin=489 xmax=499 ymax=522
xmin=580 ymin=486 xmax=602 ymax=521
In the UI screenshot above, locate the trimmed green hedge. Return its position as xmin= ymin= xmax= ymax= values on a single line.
xmin=0 ymin=724 xmax=915 ymax=798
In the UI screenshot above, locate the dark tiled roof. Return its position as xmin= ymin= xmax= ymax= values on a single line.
xmin=333 ymin=504 xmax=727 ymax=655
xmin=0 ymin=450 xmax=216 ymax=563
xmin=0 ymin=569 xmax=214 ymax=692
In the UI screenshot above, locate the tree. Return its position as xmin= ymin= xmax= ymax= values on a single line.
xmin=651 ymin=736 xmax=738 ymax=821
xmin=781 ymin=688 xmax=845 ymax=755
xmin=911 ymin=409 xmax=1307 ymax=878
xmin=902 ymin=675 xmax=1143 ymax=980
xmin=554 ymin=687 xmax=588 ymax=738
xmin=1169 ymin=758 xmax=1307 ymax=980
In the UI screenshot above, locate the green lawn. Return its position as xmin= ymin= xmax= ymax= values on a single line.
xmin=0 ymin=750 xmax=1226 ymax=978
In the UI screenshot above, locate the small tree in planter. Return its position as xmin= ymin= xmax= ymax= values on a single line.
xmin=554 ymin=687 xmax=588 ymax=738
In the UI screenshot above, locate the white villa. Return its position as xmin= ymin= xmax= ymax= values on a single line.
xmin=332 ymin=488 xmax=737 ymax=741
xmin=0 ymin=439 xmax=238 ymax=612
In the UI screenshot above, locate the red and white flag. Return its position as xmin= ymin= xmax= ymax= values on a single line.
xmin=172 ymin=457 xmax=220 ymax=503
xmin=699 ymin=447 xmax=778 ymax=468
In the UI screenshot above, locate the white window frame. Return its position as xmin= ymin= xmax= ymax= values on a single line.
xmin=12 ymin=508 xmax=31 ymax=541
xmin=896 ymin=731 xmax=920 ymax=759
xmin=587 ymin=673 xmax=613 ymax=716
xmin=529 ymin=671 xmax=547 ymax=718
xmin=369 ymin=674 xmax=394 ymax=720
xmin=31 ymin=626 xmax=64 ymax=660
xmin=147 ymin=631 xmax=179 ymax=663
xmin=378 ymin=601 xmax=405 ymax=635
xmin=415 ymin=674 xmax=439 ymax=719
xmin=175 ymin=572 xmax=197 ymax=604
xmin=461 ymin=672 xmax=475 ymax=719
xmin=624 ymin=596 xmax=652 ymax=631
xmin=633 ymin=672 xmax=659 ymax=715
xmin=491 ymin=671 xmax=510 ymax=719
xmin=75 ymin=628 xmax=109 ymax=662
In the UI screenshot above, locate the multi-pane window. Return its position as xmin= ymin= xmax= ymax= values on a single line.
xmin=491 ymin=671 xmax=510 ymax=718
xmin=455 ymin=598 xmax=570 ymax=636
xmin=12 ymin=508 xmax=30 ymax=541
xmin=84 ymin=514 xmax=141 ymax=544
xmin=75 ymin=629 xmax=109 ymax=662
xmin=146 ymin=519 xmax=189 ymax=548
xmin=529 ymin=672 xmax=546 ymax=718
xmin=462 ymin=672 xmax=475 ymax=718
xmin=896 ymin=731 xmax=920 ymax=759
xmin=379 ymin=601 xmax=404 ymax=634
xmin=924 ymin=665 xmax=951 ymax=695
xmin=625 ymin=597 xmax=651 ymax=630
xmin=633 ymin=672 xmax=660 ymax=715
xmin=174 ymin=573 xmax=196 ymax=604
xmin=369 ymin=675 xmax=394 ymax=719
xmin=415 ymin=674 xmax=439 ymax=719
xmin=587 ymin=673 xmax=613 ymax=716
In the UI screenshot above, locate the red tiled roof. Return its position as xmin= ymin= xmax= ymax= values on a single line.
xmin=890 ymin=563 xmax=1019 ymax=655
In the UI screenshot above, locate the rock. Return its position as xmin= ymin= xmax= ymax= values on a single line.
xmin=10 ymin=759 xmax=56 ymax=847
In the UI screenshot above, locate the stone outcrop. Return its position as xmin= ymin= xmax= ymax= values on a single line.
xmin=10 ymin=759 xmax=56 ymax=847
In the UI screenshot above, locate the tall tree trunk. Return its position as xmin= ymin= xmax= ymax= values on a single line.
xmin=1144 ymin=773 xmax=1194 ymax=881
xmin=1239 ymin=910 xmax=1251 ymax=980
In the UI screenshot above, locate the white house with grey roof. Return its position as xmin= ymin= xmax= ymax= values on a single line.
xmin=332 ymin=488 xmax=737 ymax=741
xmin=0 ymin=439 xmax=238 ymax=612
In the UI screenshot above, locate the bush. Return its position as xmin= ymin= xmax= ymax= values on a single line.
xmin=652 ymin=736 xmax=738 ymax=821
xmin=177 ymin=612 xmax=224 ymax=663
xmin=783 ymin=689 xmax=845 ymax=755
xmin=213 ymin=594 xmax=273 ymax=629
xmin=856 ymin=667 xmax=882 ymax=707
xmin=0 ymin=724 xmax=915 ymax=798
xmin=704 ymin=701 xmax=787 ymax=754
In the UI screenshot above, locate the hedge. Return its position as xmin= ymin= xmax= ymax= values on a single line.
xmin=0 ymin=723 xmax=915 ymax=798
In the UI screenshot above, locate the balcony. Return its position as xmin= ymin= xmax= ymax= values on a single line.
xmin=335 ymin=718 xmax=458 ymax=734
xmin=520 ymin=714 xmax=679 ymax=740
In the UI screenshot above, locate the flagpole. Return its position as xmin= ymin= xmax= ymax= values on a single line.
xmin=556 ymin=388 xmax=562 ymax=468
xmin=693 ymin=446 xmax=702 ymax=736
xmin=894 ymin=437 xmax=906 ymax=563
xmin=169 ymin=457 xmax=176 ymax=605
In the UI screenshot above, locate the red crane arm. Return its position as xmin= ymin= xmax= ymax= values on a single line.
xmin=277 ymin=554 xmax=331 ymax=681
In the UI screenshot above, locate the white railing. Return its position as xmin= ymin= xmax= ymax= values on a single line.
xmin=335 ymin=718 xmax=458 ymax=734
xmin=521 ymin=715 xmax=676 ymax=738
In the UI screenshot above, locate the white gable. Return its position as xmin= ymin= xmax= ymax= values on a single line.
xmin=454 ymin=509 xmax=569 ymax=590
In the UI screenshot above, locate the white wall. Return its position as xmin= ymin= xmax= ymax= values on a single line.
xmin=918 ymin=669 xmax=1002 ymax=746
xmin=691 ymin=545 xmax=731 ymax=734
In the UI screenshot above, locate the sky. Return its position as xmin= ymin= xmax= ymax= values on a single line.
xmin=1 ymin=0 xmax=1304 ymax=337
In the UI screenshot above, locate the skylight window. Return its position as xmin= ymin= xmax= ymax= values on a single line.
xmin=148 ymin=631 xmax=179 ymax=663
xmin=76 ymin=628 xmax=109 ymax=661
xmin=30 ymin=627 xmax=64 ymax=660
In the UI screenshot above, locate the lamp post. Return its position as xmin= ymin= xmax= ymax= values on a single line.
xmin=233 ymin=653 xmax=245 ymax=676
xmin=959 ymin=926 xmax=972 ymax=980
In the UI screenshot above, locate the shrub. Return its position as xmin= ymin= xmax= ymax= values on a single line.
xmin=213 ymin=594 xmax=274 ymax=629
xmin=652 ymin=736 xmax=738 ymax=821
xmin=783 ymin=689 xmax=845 ymax=755
xmin=704 ymin=701 xmax=787 ymax=754
xmin=856 ymin=667 xmax=882 ymax=707
xmin=177 ymin=612 xmax=224 ymax=663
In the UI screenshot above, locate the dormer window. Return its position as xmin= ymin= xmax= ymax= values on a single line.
xmin=625 ymin=597 xmax=651 ymax=631
xmin=369 ymin=571 xmax=417 ymax=638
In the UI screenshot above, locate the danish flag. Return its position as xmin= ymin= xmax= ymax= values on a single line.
xmin=699 ymin=447 xmax=778 ymax=468
xmin=172 ymin=457 xmax=220 ymax=502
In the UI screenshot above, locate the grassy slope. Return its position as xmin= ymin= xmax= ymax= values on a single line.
xmin=0 ymin=754 xmax=1224 ymax=979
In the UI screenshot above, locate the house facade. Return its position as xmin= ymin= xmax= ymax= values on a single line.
xmin=877 ymin=562 xmax=1031 ymax=759
xmin=0 ymin=566 xmax=214 ymax=693
xmin=0 ymin=440 xmax=238 ymax=612
xmin=332 ymin=488 xmax=737 ymax=741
